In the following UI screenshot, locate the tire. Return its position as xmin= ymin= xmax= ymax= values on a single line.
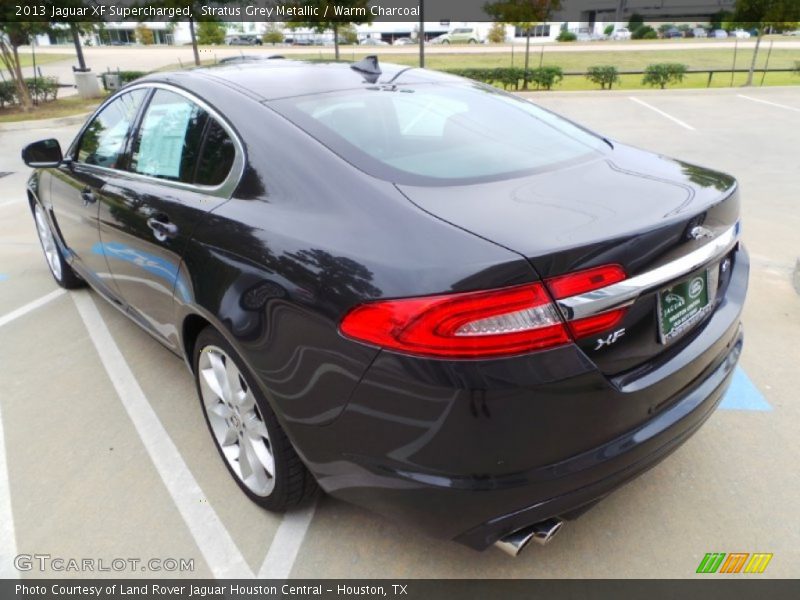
xmin=31 ymin=201 xmax=84 ymax=289
xmin=193 ymin=326 xmax=317 ymax=510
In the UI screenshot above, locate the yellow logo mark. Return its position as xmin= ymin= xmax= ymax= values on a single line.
xmin=744 ymin=553 xmax=773 ymax=574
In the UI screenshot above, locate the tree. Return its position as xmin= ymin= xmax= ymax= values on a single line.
xmin=196 ymin=21 xmax=225 ymax=45
xmin=0 ymin=17 xmax=49 ymax=112
xmin=484 ymin=0 xmax=562 ymax=90
xmin=627 ymin=13 xmax=644 ymax=33
xmin=733 ymin=0 xmax=800 ymax=86
xmin=642 ymin=63 xmax=687 ymax=89
xmin=603 ymin=24 xmax=614 ymax=36
xmin=487 ymin=22 xmax=507 ymax=43
xmin=48 ymin=1 xmax=99 ymax=72
xmin=285 ymin=0 xmax=372 ymax=61
xmin=135 ymin=24 xmax=155 ymax=45
xmin=138 ymin=1 xmax=238 ymax=66
xmin=339 ymin=24 xmax=359 ymax=45
xmin=262 ymin=24 xmax=285 ymax=45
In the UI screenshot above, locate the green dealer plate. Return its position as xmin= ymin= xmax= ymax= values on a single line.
xmin=657 ymin=270 xmax=711 ymax=343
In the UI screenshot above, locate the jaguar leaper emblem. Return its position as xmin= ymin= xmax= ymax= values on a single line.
xmin=689 ymin=225 xmax=714 ymax=240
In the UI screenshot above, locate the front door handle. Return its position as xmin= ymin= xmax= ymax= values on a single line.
xmin=81 ymin=187 xmax=96 ymax=206
xmin=146 ymin=216 xmax=178 ymax=242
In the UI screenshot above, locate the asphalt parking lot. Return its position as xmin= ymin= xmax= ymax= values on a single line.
xmin=1 ymin=86 xmax=798 ymax=579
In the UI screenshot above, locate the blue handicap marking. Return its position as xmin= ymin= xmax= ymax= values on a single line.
xmin=719 ymin=367 xmax=772 ymax=411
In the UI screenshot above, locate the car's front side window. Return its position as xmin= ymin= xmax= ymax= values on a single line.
xmin=76 ymin=89 xmax=147 ymax=169
xmin=128 ymin=89 xmax=209 ymax=183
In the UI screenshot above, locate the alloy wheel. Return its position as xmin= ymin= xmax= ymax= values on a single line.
xmin=198 ymin=345 xmax=276 ymax=496
xmin=34 ymin=204 xmax=62 ymax=281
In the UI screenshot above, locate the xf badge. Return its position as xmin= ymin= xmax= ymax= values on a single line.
xmin=595 ymin=328 xmax=626 ymax=350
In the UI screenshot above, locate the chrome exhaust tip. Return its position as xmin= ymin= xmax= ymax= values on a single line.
xmin=494 ymin=518 xmax=564 ymax=557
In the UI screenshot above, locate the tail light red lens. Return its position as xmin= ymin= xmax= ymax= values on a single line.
xmin=340 ymin=264 xmax=628 ymax=359
xmin=546 ymin=264 xmax=626 ymax=299
xmin=340 ymin=283 xmax=569 ymax=358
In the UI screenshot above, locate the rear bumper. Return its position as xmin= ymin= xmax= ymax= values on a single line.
xmin=456 ymin=327 xmax=741 ymax=549
xmin=289 ymin=246 xmax=748 ymax=550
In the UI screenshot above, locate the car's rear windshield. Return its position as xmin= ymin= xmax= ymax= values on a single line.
xmin=271 ymin=82 xmax=608 ymax=186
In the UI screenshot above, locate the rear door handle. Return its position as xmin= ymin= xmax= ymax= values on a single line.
xmin=81 ymin=187 xmax=96 ymax=206
xmin=146 ymin=216 xmax=178 ymax=242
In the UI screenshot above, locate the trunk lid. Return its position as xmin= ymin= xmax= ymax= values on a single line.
xmin=397 ymin=145 xmax=740 ymax=374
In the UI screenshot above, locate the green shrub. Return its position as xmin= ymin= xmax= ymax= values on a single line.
xmin=557 ymin=30 xmax=577 ymax=42
xmin=0 ymin=81 xmax=16 ymax=108
xmin=604 ymin=24 xmax=614 ymax=36
xmin=528 ymin=66 xmax=563 ymax=90
xmin=24 ymin=77 xmax=59 ymax=102
xmin=586 ymin=65 xmax=620 ymax=90
xmin=642 ymin=63 xmax=688 ymax=89
xmin=632 ymin=25 xmax=657 ymax=39
xmin=447 ymin=66 xmax=563 ymax=91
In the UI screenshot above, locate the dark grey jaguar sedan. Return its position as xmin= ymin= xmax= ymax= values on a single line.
xmin=22 ymin=58 xmax=747 ymax=555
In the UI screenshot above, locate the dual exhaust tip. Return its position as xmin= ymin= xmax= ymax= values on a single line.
xmin=494 ymin=518 xmax=564 ymax=557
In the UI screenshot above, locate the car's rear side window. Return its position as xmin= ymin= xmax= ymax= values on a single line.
xmin=273 ymin=83 xmax=608 ymax=185
xmin=195 ymin=119 xmax=236 ymax=186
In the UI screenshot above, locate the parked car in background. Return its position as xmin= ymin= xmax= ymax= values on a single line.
xmin=393 ymin=37 xmax=415 ymax=46
xmin=360 ymin=37 xmax=389 ymax=46
xmin=611 ymin=28 xmax=632 ymax=40
xmin=732 ymin=29 xmax=751 ymax=39
xmin=662 ymin=27 xmax=683 ymax=39
xmin=782 ymin=29 xmax=800 ymax=36
xmin=21 ymin=58 xmax=748 ymax=557
xmin=437 ymin=27 xmax=481 ymax=44
xmin=710 ymin=29 xmax=728 ymax=38
xmin=690 ymin=27 xmax=708 ymax=38
xmin=227 ymin=35 xmax=263 ymax=46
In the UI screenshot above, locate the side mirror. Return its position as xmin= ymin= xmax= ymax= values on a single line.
xmin=21 ymin=139 xmax=63 ymax=168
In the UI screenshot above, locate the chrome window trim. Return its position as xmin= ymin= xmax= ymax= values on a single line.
xmin=68 ymin=82 xmax=245 ymax=199
xmin=557 ymin=222 xmax=741 ymax=320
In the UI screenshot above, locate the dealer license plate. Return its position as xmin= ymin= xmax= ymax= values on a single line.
xmin=657 ymin=270 xmax=712 ymax=343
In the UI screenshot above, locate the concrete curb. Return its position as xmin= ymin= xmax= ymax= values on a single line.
xmin=0 ymin=112 xmax=93 ymax=132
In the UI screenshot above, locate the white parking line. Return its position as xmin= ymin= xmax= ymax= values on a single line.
xmin=737 ymin=94 xmax=800 ymax=113
xmin=258 ymin=501 xmax=317 ymax=579
xmin=0 ymin=399 xmax=18 ymax=578
xmin=0 ymin=289 xmax=65 ymax=329
xmin=629 ymin=97 xmax=696 ymax=131
xmin=72 ymin=292 xmax=252 ymax=579
xmin=72 ymin=291 xmax=315 ymax=579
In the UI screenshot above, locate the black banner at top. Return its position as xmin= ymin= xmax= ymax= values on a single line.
xmin=4 ymin=0 xmax=748 ymax=24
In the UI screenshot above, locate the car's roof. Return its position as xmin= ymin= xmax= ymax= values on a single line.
xmin=141 ymin=59 xmax=461 ymax=101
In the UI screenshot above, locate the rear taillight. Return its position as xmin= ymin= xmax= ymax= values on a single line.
xmin=340 ymin=264 xmax=628 ymax=359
